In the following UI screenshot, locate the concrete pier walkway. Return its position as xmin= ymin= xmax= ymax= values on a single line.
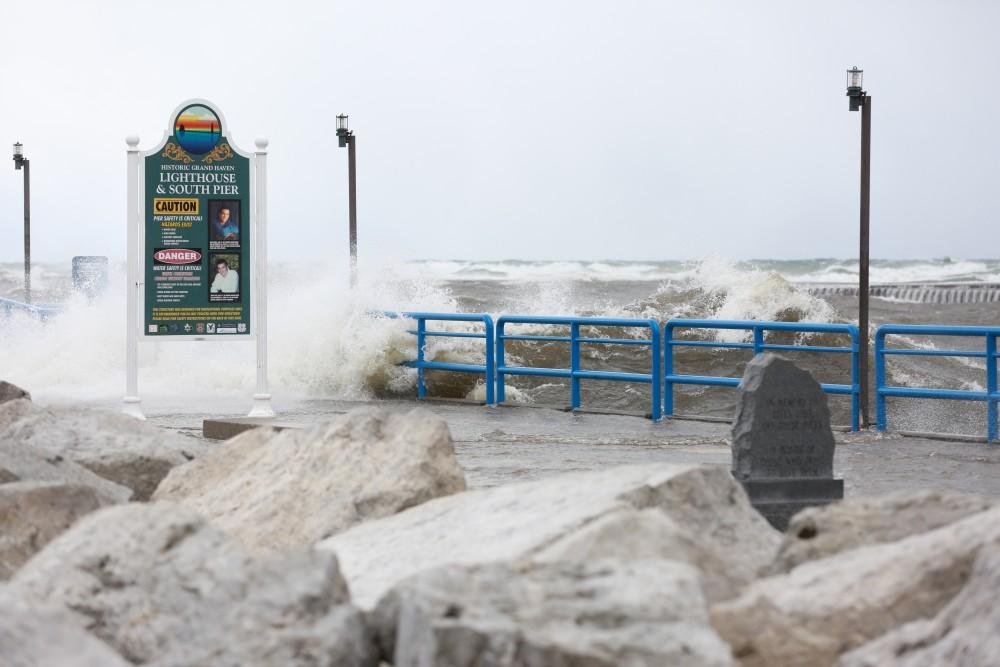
xmin=189 ymin=400 xmax=1000 ymax=498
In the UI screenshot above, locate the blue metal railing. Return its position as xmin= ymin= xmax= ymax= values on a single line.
xmin=876 ymin=325 xmax=999 ymax=443
xmin=665 ymin=319 xmax=860 ymax=431
xmin=496 ymin=316 xmax=662 ymax=420
xmin=386 ymin=312 xmax=496 ymax=405
xmin=0 ymin=297 xmax=60 ymax=320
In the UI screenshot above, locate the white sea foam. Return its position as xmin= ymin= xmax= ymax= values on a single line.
xmin=791 ymin=259 xmax=999 ymax=284
xmin=395 ymin=258 xmax=1000 ymax=285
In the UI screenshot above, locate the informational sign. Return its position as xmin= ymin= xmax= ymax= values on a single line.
xmin=143 ymin=101 xmax=251 ymax=337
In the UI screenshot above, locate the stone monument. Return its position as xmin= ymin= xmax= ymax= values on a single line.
xmin=731 ymin=353 xmax=844 ymax=530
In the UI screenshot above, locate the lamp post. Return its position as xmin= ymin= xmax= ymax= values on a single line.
xmin=847 ymin=67 xmax=871 ymax=426
xmin=12 ymin=143 xmax=31 ymax=304
xmin=336 ymin=114 xmax=358 ymax=287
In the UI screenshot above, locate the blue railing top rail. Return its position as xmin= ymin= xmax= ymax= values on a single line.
xmin=383 ymin=311 xmax=495 ymax=326
xmin=876 ymin=324 xmax=1000 ymax=337
xmin=666 ymin=318 xmax=860 ymax=336
xmin=498 ymin=315 xmax=659 ymax=327
xmin=0 ymin=296 xmax=61 ymax=319
xmin=497 ymin=315 xmax=661 ymax=347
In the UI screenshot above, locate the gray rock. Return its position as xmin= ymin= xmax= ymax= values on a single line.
xmin=770 ymin=489 xmax=996 ymax=573
xmin=0 ymin=413 xmax=132 ymax=503
xmin=0 ymin=380 xmax=30 ymax=404
xmin=0 ymin=481 xmax=112 ymax=580
xmin=0 ymin=399 xmax=209 ymax=500
xmin=10 ymin=502 xmax=378 ymax=667
xmin=319 ymin=464 xmax=779 ymax=609
xmin=154 ymin=407 xmax=466 ymax=551
xmin=0 ymin=586 xmax=129 ymax=667
xmin=838 ymin=535 xmax=1000 ymax=666
xmin=375 ymin=559 xmax=735 ymax=667
xmin=709 ymin=505 xmax=1000 ymax=667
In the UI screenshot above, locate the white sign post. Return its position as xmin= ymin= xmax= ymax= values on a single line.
xmin=123 ymin=135 xmax=143 ymax=419
xmin=249 ymin=138 xmax=274 ymax=417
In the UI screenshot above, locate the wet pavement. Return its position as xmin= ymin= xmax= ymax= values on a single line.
xmin=158 ymin=398 xmax=1000 ymax=498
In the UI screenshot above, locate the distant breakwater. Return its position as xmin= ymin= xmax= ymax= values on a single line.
xmin=803 ymin=282 xmax=1000 ymax=304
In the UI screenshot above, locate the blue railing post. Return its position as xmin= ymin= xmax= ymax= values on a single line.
xmin=484 ymin=315 xmax=496 ymax=405
xmin=416 ymin=318 xmax=427 ymax=398
xmin=650 ymin=320 xmax=662 ymax=421
xmin=496 ymin=319 xmax=506 ymax=404
xmin=570 ymin=322 xmax=581 ymax=410
xmin=875 ymin=328 xmax=886 ymax=432
xmin=987 ymin=333 xmax=997 ymax=443
xmin=752 ymin=326 xmax=764 ymax=356
xmin=664 ymin=323 xmax=674 ymax=417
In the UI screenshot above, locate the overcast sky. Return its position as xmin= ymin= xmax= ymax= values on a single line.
xmin=1 ymin=0 xmax=998 ymax=263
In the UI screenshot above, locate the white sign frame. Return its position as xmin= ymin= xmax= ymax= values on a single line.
xmin=124 ymin=99 xmax=272 ymax=419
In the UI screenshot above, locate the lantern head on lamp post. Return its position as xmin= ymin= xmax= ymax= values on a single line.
xmin=846 ymin=67 xmax=865 ymax=111
xmin=336 ymin=114 xmax=352 ymax=148
xmin=13 ymin=142 xmax=25 ymax=170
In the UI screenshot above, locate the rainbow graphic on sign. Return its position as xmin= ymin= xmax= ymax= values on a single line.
xmin=173 ymin=104 xmax=222 ymax=155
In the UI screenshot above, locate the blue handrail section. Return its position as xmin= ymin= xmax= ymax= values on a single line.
xmin=386 ymin=312 xmax=496 ymax=405
xmin=0 ymin=297 xmax=60 ymax=320
xmin=496 ymin=316 xmax=662 ymax=420
xmin=665 ymin=319 xmax=860 ymax=431
xmin=875 ymin=325 xmax=999 ymax=443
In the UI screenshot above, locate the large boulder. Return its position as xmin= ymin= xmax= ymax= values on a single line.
xmin=374 ymin=559 xmax=735 ymax=667
xmin=0 ymin=399 xmax=209 ymax=500
xmin=0 ymin=586 xmax=129 ymax=667
xmin=0 ymin=380 xmax=30 ymax=404
xmin=0 ymin=419 xmax=132 ymax=503
xmin=0 ymin=481 xmax=111 ymax=580
xmin=153 ymin=407 xmax=466 ymax=551
xmin=10 ymin=502 xmax=378 ymax=667
xmin=709 ymin=505 xmax=1000 ymax=667
xmin=319 ymin=464 xmax=780 ymax=608
xmin=770 ymin=490 xmax=996 ymax=573
xmin=838 ymin=535 xmax=1000 ymax=666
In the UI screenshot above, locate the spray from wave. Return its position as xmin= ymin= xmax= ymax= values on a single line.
xmin=0 ymin=261 xmax=462 ymax=404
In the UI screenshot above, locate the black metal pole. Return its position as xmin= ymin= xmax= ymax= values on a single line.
xmin=23 ymin=159 xmax=31 ymax=304
xmin=348 ymin=135 xmax=357 ymax=288
xmin=859 ymin=96 xmax=871 ymax=426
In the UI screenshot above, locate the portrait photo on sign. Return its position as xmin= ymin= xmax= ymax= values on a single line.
xmin=208 ymin=252 xmax=241 ymax=303
xmin=208 ymin=199 xmax=240 ymax=246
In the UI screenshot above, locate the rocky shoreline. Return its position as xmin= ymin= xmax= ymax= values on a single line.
xmin=1 ymin=379 xmax=997 ymax=666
